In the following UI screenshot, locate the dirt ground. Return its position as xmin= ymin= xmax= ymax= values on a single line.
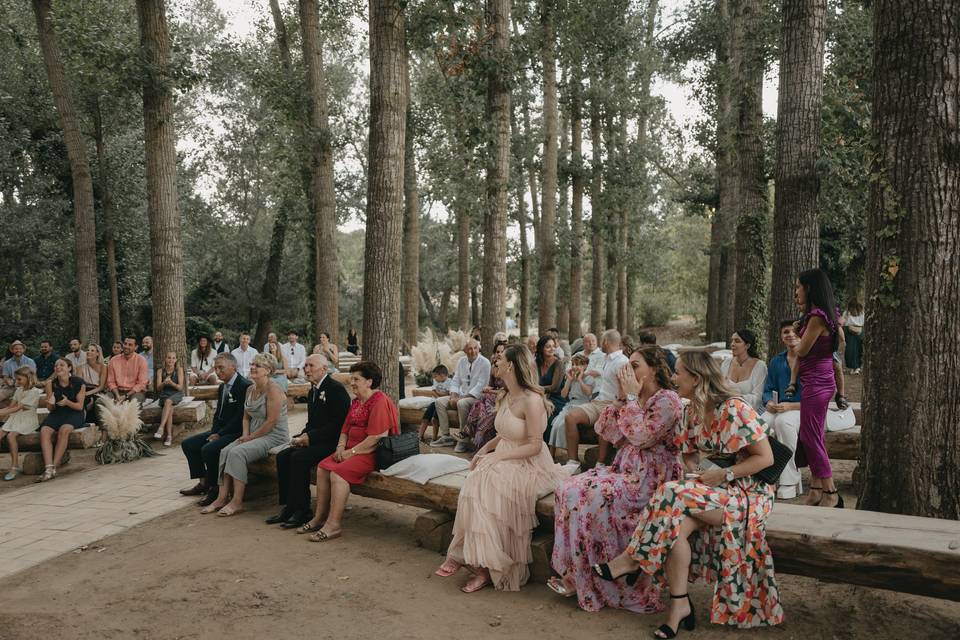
xmin=1 ymin=491 xmax=958 ymax=640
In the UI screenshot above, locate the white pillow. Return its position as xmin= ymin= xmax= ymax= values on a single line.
xmin=381 ymin=454 xmax=470 ymax=485
xmin=398 ymin=396 xmax=435 ymax=410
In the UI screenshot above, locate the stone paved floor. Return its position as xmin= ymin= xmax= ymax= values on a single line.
xmin=0 ymin=451 xmax=196 ymax=579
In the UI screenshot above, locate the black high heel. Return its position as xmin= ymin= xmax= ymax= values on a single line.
xmin=653 ymin=593 xmax=696 ymax=639
xmin=822 ymin=489 xmax=845 ymax=509
xmin=591 ymin=562 xmax=641 ymax=586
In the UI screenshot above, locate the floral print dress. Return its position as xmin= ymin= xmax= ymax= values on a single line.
xmin=551 ymin=389 xmax=684 ymax=612
xmin=625 ymin=398 xmax=784 ymax=628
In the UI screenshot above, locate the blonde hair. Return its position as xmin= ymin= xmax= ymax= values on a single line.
xmin=86 ymin=343 xmax=104 ymax=365
xmin=679 ymin=351 xmax=736 ymax=428
xmin=14 ymin=366 xmax=36 ymax=389
xmin=267 ymin=342 xmax=287 ymax=369
xmin=252 ymin=352 xmax=278 ymax=375
xmin=497 ymin=345 xmax=553 ymax=415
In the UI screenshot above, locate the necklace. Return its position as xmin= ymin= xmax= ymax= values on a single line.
xmin=735 ymin=354 xmax=750 ymax=367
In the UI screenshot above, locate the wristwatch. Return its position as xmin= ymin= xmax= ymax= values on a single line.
xmin=626 ymin=393 xmax=638 ymax=403
xmin=725 ymin=468 xmax=736 ymax=482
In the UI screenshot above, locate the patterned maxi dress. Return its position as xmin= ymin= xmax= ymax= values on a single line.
xmin=551 ymin=389 xmax=684 ymax=612
xmin=460 ymin=376 xmax=503 ymax=449
xmin=626 ymin=398 xmax=784 ymax=628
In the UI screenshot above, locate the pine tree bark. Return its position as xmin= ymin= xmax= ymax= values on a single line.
xmin=479 ymin=0 xmax=511 ymax=355
xmin=517 ymin=172 xmax=531 ymax=337
xmin=705 ymin=216 xmax=722 ymax=338
xmin=615 ymin=114 xmax=629 ymax=334
xmin=556 ymin=106 xmax=570 ymax=338
xmin=363 ymin=0 xmax=407 ymax=401
xmin=300 ymin=0 xmax=339 ymax=343
xmin=859 ymin=0 xmax=960 ymax=519
xmin=589 ymin=87 xmax=605 ymax=334
xmin=731 ymin=0 xmax=768 ymax=344
xmin=537 ymin=0 xmax=559 ymax=333
xmin=768 ymin=0 xmax=825 ymax=351
xmin=522 ymin=100 xmax=541 ymax=259
xmin=456 ymin=195 xmax=470 ymax=330
xmin=31 ymin=0 xmax=100 ymax=344
xmin=136 ymin=0 xmax=187 ymax=369
xmin=402 ymin=48 xmax=420 ymax=350
xmin=568 ymin=69 xmax=584 ymax=338
xmin=92 ymin=97 xmax=122 ymax=343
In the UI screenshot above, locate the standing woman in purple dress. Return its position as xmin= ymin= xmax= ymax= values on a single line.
xmin=794 ymin=268 xmax=843 ymax=508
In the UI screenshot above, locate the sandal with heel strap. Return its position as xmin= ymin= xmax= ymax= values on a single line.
xmin=821 ymin=488 xmax=845 ymax=509
xmin=591 ymin=562 xmax=641 ymax=586
xmin=653 ymin=593 xmax=696 ymax=639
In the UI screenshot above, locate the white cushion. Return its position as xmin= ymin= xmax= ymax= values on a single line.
xmin=381 ymin=454 xmax=470 ymax=484
xmin=398 ymin=396 xmax=435 ymax=410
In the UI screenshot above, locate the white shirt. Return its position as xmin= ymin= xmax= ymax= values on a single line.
xmin=282 ymin=342 xmax=307 ymax=371
xmin=65 ymin=351 xmax=87 ymax=369
xmin=584 ymin=348 xmax=606 ymax=376
xmin=190 ymin=349 xmax=216 ymax=372
xmin=595 ymin=349 xmax=629 ymax=402
xmin=433 ymin=378 xmax=454 ymax=394
xmin=451 ymin=355 xmax=491 ymax=399
xmin=231 ymin=346 xmax=259 ymax=378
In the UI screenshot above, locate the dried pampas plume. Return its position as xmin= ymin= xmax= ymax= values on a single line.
xmin=95 ymin=397 xmax=159 ymax=464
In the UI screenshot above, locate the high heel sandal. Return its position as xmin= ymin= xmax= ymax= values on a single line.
xmin=653 ymin=593 xmax=696 ymax=639
xmin=821 ymin=489 xmax=845 ymax=509
xmin=591 ymin=562 xmax=641 ymax=586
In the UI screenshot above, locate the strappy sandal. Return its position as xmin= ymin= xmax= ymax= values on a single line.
xmin=35 ymin=465 xmax=56 ymax=483
xmin=308 ymin=530 xmax=341 ymax=542
xmin=460 ymin=572 xmax=492 ymax=593
xmin=295 ymin=521 xmax=323 ymax=534
xmin=653 ymin=593 xmax=696 ymax=639
xmin=546 ymin=576 xmax=576 ymax=597
xmin=591 ymin=562 xmax=641 ymax=586
xmin=820 ymin=489 xmax=845 ymax=509
xmin=434 ymin=558 xmax=462 ymax=577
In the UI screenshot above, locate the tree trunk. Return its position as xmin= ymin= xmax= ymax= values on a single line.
xmin=517 ymin=173 xmax=531 ymax=337
xmin=402 ymin=50 xmax=420 ymax=350
xmin=31 ymin=0 xmax=100 ymax=344
xmin=363 ymin=0 xmax=407 ymax=401
xmin=470 ymin=284 xmax=480 ymax=329
xmin=731 ymin=0 xmax=768 ymax=345
xmin=537 ymin=0 xmax=558 ymax=333
xmin=859 ymin=0 xmax=960 ymax=519
xmin=768 ymin=0 xmax=825 ymax=352
xmin=438 ymin=286 xmax=451 ymax=331
xmin=568 ymin=68 xmax=584 ymax=338
xmin=300 ymin=0 xmax=339 ymax=343
xmin=136 ymin=0 xmax=187 ymax=370
xmin=419 ymin=284 xmax=440 ymax=329
xmin=479 ymin=0 xmax=511 ymax=355
xmin=714 ymin=0 xmax=739 ymax=342
xmin=615 ymin=115 xmax=628 ymax=334
xmin=522 ymin=98 xmax=541 ymax=253
xmin=705 ymin=216 xmax=722 ymax=338
xmin=92 ymin=97 xmax=122 ymax=343
xmin=456 ymin=197 xmax=470 ymax=330
xmin=556 ymin=106 xmax=570 ymax=339
xmin=253 ymin=196 xmax=292 ymax=348
xmin=589 ymin=87 xmax=604 ymax=334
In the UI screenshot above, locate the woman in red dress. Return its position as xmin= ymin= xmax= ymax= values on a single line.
xmin=298 ymin=361 xmax=398 ymax=542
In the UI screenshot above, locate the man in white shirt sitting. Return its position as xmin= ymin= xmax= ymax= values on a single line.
xmin=281 ymin=330 xmax=307 ymax=381
xmin=562 ymin=329 xmax=629 ymax=462
xmin=429 ymin=339 xmax=491 ymax=449
xmin=231 ymin=333 xmax=259 ymax=378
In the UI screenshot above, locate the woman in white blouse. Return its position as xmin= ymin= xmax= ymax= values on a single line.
xmin=720 ymin=329 xmax=767 ymax=411
xmin=190 ymin=335 xmax=218 ymax=385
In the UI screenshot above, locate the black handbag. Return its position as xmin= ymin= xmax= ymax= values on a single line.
xmin=708 ymin=434 xmax=793 ymax=485
xmin=375 ymin=431 xmax=420 ymax=470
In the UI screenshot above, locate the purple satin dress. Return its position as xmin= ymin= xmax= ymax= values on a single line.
xmin=795 ymin=307 xmax=836 ymax=479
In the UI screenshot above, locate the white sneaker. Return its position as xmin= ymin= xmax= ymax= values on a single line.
xmin=154 ymin=430 xmax=163 ymax=440
xmin=562 ymin=460 xmax=581 ymax=474
xmin=777 ymin=485 xmax=800 ymax=500
xmin=453 ymin=440 xmax=474 ymax=453
xmin=429 ymin=435 xmax=457 ymax=448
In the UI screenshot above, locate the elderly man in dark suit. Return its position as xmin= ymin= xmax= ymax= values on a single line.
xmin=179 ymin=353 xmax=253 ymax=506
xmin=266 ymin=353 xmax=351 ymax=528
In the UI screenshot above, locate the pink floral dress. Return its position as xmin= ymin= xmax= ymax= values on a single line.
xmin=625 ymin=398 xmax=785 ymax=628
xmin=551 ymin=388 xmax=683 ymax=612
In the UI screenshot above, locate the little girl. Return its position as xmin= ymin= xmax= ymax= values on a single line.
xmin=0 ymin=367 xmax=42 ymax=480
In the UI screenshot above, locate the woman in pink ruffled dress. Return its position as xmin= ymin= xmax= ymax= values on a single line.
xmin=549 ymin=346 xmax=683 ymax=613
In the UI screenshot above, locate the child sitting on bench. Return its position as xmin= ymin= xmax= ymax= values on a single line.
xmin=418 ymin=365 xmax=452 ymax=443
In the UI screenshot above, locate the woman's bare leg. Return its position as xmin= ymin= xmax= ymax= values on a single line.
xmin=318 ymin=472 xmax=351 ymax=536
xmin=160 ymin=399 xmax=174 ymax=438
xmin=7 ymin=431 xmax=19 ymax=468
xmin=53 ymin=426 xmax=73 ymax=467
xmin=40 ymin=426 xmax=54 ymax=466
xmin=307 ymin=468 xmax=332 ymax=527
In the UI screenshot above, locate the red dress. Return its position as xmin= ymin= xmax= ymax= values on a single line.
xmin=317 ymin=390 xmax=399 ymax=485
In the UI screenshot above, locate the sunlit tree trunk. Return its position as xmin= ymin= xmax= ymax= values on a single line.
xmin=402 ymin=43 xmax=420 ymax=350
xmin=537 ymin=0 xmax=558 ymax=333
xmin=567 ymin=68 xmax=584 ymax=338
xmin=589 ymin=86 xmax=605 ymax=334
xmin=92 ymin=97 xmax=122 ymax=343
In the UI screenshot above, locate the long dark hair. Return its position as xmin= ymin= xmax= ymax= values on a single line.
xmin=634 ymin=346 xmax=675 ymax=391
xmin=798 ymin=268 xmax=839 ymax=350
xmin=733 ymin=328 xmax=760 ymax=359
xmin=534 ymin=335 xmax=556 ymax=370
xmin=197 ymin=335 xmax=212 ymax=359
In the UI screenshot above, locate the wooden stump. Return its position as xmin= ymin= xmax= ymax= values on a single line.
xmin=529 ymin=529 xmax=554 ymax=584
xmin=22 ymin=451 xmax=70 ymax=475
xmin=0 ymin=425 xmax=99 ymax=453
xmin=413 ymin=510 xmax=454 ymax=552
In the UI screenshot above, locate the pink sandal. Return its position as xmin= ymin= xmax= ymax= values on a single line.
xmin=460 ymin=573 xmax=492 ymax=593
xmin=434 ymin=558 xmax=462 ymax=577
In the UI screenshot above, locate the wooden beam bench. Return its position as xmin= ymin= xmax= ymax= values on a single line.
xmin=246 ymin=453 xmax=960 ymax=601
xmin=139 ymin=400 xmax=207 ymax=425
xmin=190 ymin=382 xmax=314 ymax=401
xmin=0 ymin=424 xmax=99 ymax=453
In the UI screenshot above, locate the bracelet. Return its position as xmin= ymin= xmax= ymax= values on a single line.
xmin=351 ymin=448 xmax=357 ymax=455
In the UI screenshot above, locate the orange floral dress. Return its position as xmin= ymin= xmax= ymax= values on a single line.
xmin=625 ymin=398 xmax=784 ymax=628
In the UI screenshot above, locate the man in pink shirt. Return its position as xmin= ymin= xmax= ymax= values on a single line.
xmin=107 ymin=336 xmax=149 ymax=403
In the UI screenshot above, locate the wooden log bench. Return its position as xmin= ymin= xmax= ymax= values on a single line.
xmin=0 ymin=424 xmax=99 ymax=453
xmin=246 ymin=453 xmax=960 ymax=601
xmin=140 ymin=400 xmax=207 ymax=425
xmin=190 ymin=383 xmax=314 ymax=401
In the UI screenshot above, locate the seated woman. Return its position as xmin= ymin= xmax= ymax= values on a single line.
xmin=76 ymin=344 xmax=107 ymax=415
xmin=720 ymin=328 xmax=767 ymax=411
xmin=596 ymin=352 xmax=782 ymax=637
xmin=346 ymin=328 xmax=359 ymax=355
xmin=549 ymin=346 xmax=683 ymax=612
xmin=314 ymin=332 xmax=339 ymax=371
xmin=547 ymin=352 xmax=595 ymax=459
xmin=458 ymin=340 xmax=507 ymax=451
xmin=37 ymin=358 xmax=87 ymax=482
xmin=0 ymin=367 xmax=42 ymax=480
xmin=265 ymin=342 xmax=290 ymax=392
xmin=434 ymin=345 xmax=566 ymax=593
xmin=536 ymin=335 xmax=566 ymax=430
xmin=106 ymin=341 xmax=123 ymax=365
xmin=299 ymin=361 xmax=398 ymax=541
xmin=189 ymin=335 xmax=218 ymax=385
xmin=153 ymin=351 xmax=185 ymax=447
xmin=202 ymin=353 xmax=289 ymax=516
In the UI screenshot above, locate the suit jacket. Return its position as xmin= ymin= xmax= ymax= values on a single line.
xmin=210 ymin=374 xmax=252 ymax=436
xmin=298 ymin=375 xmax=351 ymax=451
